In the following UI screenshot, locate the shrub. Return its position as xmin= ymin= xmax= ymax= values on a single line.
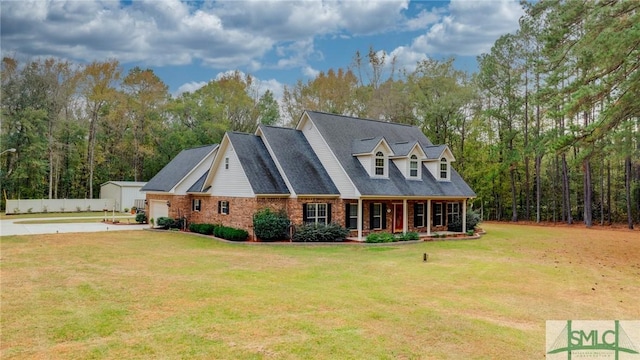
xmin=365 ymin=232 xmax=396 ymax=243
xmin=124 ymin=208 xmax=129 ymax=213
xmin=135 ymin=212 xmax=147 ymax=224
xmin=397 ymin=232 xmax=420 ymax=241
xmin=189 ymin=223 xmax=216 ymax=235
xmin=214 ymin=225 xmax=248 ymax=241
xmin=292 ymin=223 xmax=349 ymax=242
xmin=253 ymin=208 xmax=290 ymax=241
xmin=447 ymin=209 xmax=481 ymax=232
xmin=156 ymin=217 xmax=174 ymax=229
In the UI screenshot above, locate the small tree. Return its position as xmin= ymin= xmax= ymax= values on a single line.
xmin=253 ymin=208 xmax=290 ymax=241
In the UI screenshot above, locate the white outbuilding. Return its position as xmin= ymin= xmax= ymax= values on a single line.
xmin=99 ymin=181 xmax=147 ymax=212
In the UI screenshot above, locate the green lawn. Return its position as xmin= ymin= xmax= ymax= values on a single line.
xmin=1 ymin=223 xmax=638 ymax=359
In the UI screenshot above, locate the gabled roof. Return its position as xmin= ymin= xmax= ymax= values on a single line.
xmin=352 ymin=136 xmax=385 ymax=155
xmin=389 ymin=141 xmax=423 ymax=157
xmin=302 ymin=111 xmax=475 ymax=198
xmin=187 ymin=170 xmax=209 ymax=193
xmin=101 ymin=181 xmax=147 ymax=188
xmin=227 ymin=132 xmax=289 ymax=195
xmin=424 ymin=145 xmax=455 ymax=161
xmin=141 ymin=144 xmax=217 ymax=192
xmin=259 ymin=125 xmax=339 ymax=196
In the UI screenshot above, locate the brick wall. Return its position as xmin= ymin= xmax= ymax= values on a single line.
xmin=147 ymin=193 xmax=462 ymax=240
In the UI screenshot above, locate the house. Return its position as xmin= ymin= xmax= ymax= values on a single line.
xmin=141 ymin=144 xmax=219 ymax=221
xmin=99 ymin=181 xmax=148 ymax=212
xmin=144 ymin=111 xmax=476 ymax=240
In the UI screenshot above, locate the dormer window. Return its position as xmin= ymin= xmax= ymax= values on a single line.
xmin=440 ymin=157 xmax=448 ymax=180
xmin=375 ymin=151 xmax=385 ymax=176
xmin=410 ymin=155 xmax=418 ymax=178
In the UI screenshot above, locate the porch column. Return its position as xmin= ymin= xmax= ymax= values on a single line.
xmin=427 ymin=199 xmax=431 ymax=236
xmin=403 ymin=198 xmax=408 ymax=234
xmin=462 ymin=199 xmax=467 ymax=233
xmin=357 ymin=198 xmax=363 ymax=241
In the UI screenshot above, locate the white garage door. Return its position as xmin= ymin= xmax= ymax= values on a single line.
xmin=150 ymin=200 xmax=169 ymax=220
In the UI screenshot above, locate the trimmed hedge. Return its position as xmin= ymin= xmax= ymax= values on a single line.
xmin=214 ymin=225 xmax=249 ymax=241
xmin=189 ymin=223 xmax=217 ymax=235
xmin=397 ymin=231 xmax=420 ymax=241
xmin=293 ymin=223 xmax=349 ymax=242
xmin=156 ymin=217 xmax=174 ymax=229
xmin=366 ymin=231 xmax=420 ymax=243
xmin=253 ymin=208 xmax=290 ymax=241
xmin=135 ymin=212 xmax=147 ymax=224
xmin=365 ymin=232 xmax=396 ymax=243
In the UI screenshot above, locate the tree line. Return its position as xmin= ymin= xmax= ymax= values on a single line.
xmin=1 ymin=0 xmax=638 ymax=228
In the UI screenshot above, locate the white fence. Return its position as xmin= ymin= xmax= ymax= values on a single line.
xmin=5 ymin=199 xmax=116 ymax=214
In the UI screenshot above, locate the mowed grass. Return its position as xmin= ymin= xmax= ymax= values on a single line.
xmin=1 ymin=224 xmax=639 ymax=359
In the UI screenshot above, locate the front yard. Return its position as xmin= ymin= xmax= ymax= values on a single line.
xmin=1 ymin=223 xmax=638 ymax=359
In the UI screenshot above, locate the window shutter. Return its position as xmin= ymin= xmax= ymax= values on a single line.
xmin=302 ymin=203 xmax=308 ymax=223
xmin=414 ymin=203 xmax=419 ymax=227
xmin=381 ymin=204 xmax=387 ymax=229
xmin=227 ymin=202 xmax=230 ymax=215
xmin=327 ymin=204 xmax=332 ymax=224
xmin=345 ymin=204 xmax=350 ymax=228
xmin=218 ymin=201 xmax=221 ymax=214
xmin=369 ymin=203 xmax=374 ymax=230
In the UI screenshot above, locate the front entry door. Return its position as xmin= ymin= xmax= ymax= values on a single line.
xmin=393 ymin=204 xmax=403 ymax=233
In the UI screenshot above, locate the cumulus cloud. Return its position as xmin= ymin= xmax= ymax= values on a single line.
xmin=174 ymin=81 xmax=208 ymax=96
xmin=409 ymin=0 xmax=525 ymax=56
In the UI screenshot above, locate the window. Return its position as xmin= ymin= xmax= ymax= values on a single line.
xmin=218 ymin=200 xmax=229 ymax=215
xmin=346 ymin=203 xmax=358 ymax=229
xmin=224 ymin=157 xmax=229 ymax=170
xmin=192 ymin=199 xmax=201 ymax=212
xmin=447 ymin=202 xmax=460 ymax=225
xmin=372 ymin=203 xmax=382 ymax=229
xmin=410 ymin=155 xmax=418 ymax=178
xmin=433 ymin=203 xmax=443 ymax=226
xmin=375 ymin=151 xmax=385 ymax=176
xmin=305 ymin=203 xmax=329 ymax=225
xmin=414 ymin=203 xmax=425 ymax=227
xmin=440 ymin=158 xmax=448 ymax=179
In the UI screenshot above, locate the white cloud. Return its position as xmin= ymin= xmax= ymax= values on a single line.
xmin=302 ymin=66 xmax=320 ymax=78
xmin=174 ymin=81 xmax=208 ymax=96
xmin=409 ymin=0 xmax=525 ymax=56
xmin=387 ymin=47 xmax=428 ymax=74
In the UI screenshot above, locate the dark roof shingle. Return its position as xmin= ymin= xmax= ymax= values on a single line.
xmin=227 ymin=132 xmax=289 ymax=195
xmin=141 ymin=144 xmax=217 ymax=192
xmin=260 ymin=125 xmax=339 ymax=195
xmin=305 ymin=111 xmax=475 ymax=198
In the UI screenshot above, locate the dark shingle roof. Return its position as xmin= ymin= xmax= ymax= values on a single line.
xmin=305 ymin=111 xmax=475 ymax=197
xmin=259 ymin=125 xmax=339 ymax=195
xmin=187 ymin=170 xmax=209 ymax=193
xmin=141 ymin=144 xmax=217 ymax=192
xmin=227 ymin=132 xmax=289 ymax=195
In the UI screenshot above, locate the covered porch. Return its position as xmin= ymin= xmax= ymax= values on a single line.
xmin=345 ymin=197 xmax=473 ymax=241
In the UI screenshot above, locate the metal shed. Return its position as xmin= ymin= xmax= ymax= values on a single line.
xmin=99 ymin=181 xmax=147 ymax=212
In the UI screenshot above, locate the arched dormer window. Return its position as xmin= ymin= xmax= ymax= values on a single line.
xmin=440 ymin=157 xmax=448 ymax=180
xmin=375 ymin=151 xmax=385 ymax=176
xmin=409 ymin=155 xmax=418 ymax=178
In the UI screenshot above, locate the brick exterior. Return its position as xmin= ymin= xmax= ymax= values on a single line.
xmin=147 ymin=193 xmax=463 ymax=240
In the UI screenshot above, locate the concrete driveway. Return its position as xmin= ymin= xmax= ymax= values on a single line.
xmin=0 ymin=216 xmax=149 ymax=236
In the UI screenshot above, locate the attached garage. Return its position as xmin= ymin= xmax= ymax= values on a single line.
xmin=149 ymin=199 xmax=169 ymax=221
xmin=100 ymin=181 xmax=147 ymax=212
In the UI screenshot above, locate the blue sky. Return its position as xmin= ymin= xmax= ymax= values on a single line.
xmin=1 ymin=0 xmax=525 ymax=98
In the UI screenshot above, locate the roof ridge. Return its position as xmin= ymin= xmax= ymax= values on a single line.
xmin=306 ymin=110 xmax=417 ymax=128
